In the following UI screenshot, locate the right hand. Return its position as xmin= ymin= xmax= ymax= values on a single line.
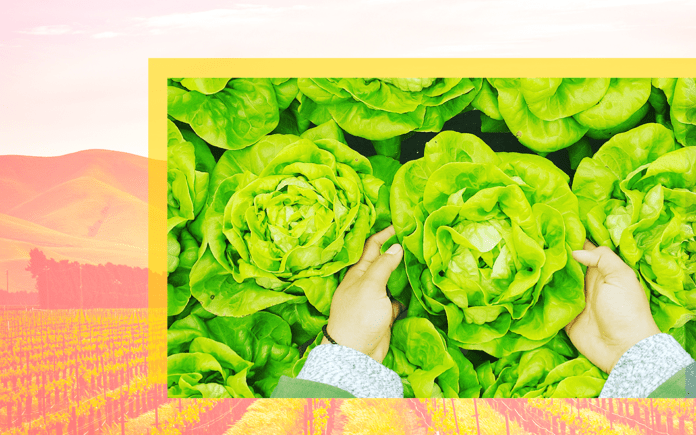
xmin=565 ymin=240 xmax=661 ymax=374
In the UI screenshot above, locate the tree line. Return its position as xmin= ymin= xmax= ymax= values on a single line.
xmin=25 ymin=248 xmax=148 ymax=309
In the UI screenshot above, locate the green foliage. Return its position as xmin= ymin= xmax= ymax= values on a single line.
xmin=651 ymin=78 xmax=696 ymax=147
xmin=189 ymin=120 xmax=387 ymax=318
xmin=167 ymin=75 xmax=696 ymax=399
xmin=391 ymin=131 xmax=586 ymax=358
xmin=487 ymin=78 xmax=651 ymax=153
xmin=297 ymin=78 xmax=481 ymax=157
xmin=573 ymin=123 xmax=696 ymax=334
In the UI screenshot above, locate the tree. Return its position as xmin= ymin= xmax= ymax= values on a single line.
xmin=26 ymin=248 xmax=50 ymax=307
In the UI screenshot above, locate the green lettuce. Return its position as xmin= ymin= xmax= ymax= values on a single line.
xmin=488 ymin=78 xmax=651 ymax=153
xmin=168 ymin=228 xmax=200 ymax=316
xmin=167 ymin=120 xmax=211 ymax=240
xmin=488 ymin=79 xmax=589 ymax=153
xmin=168 ymin=78 xmax=298 ymax=150
xmin=207 ymin=311 xmax=300 ymax=397
xmin=167 ymin=119 xmax=213 ymax=316
xmin=383 ymin=317 xmax=479 ymax=398
xmin=297 ymin=78 xmax=482 ymax=158
xmin=573 ymin=78 xmax=651 ymax=140
xmin=652 ymin=78 xmax=696 ymax=147
xmin=167 ymin=314 xmax=255 ymax=398
xmin=478 ymin=338 xmax=606 ymax=398
xmin=189 ymin=121 xmax=385 ymax=317
xmin=390 ymin=131 xmax=586 ymax=358
xmin=572 ymin=123 xmax=696 ymax=332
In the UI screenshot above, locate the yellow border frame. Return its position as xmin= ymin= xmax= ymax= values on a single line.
xmin=147 ymin=58 xmax=696 ymax=388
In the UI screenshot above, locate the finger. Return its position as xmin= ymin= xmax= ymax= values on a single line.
xmin=360 ymin=226 xmax=396 ymax=263
xmin=583 ymin=239 xmax=597 ymax=251
xmin=572 ymin=246 xmax=629 ymax=277
xmin=361 ymin=243 xmax=404 ymax=293
xmin=391 ymin=299 xmax=406 ymax=323
xmin=347 ymin=226 xmax=397 ymax=278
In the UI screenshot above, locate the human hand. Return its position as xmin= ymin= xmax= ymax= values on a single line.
xmin=322 ymin=226 xmax=405 ymax=363
xmin=565 ymin=240 xmax=661 ymax=374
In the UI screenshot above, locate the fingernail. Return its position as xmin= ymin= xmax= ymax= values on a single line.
xmin=386 ymin=244 xmax=402 ymax=255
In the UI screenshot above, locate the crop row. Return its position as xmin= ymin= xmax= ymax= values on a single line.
xmin=0 ymin=309 xmax=166 ymax=433
xmin=1 ymin=380 xmax=166 ymax=435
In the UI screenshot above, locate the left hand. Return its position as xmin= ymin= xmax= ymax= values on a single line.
xmin=321 ymin=226 xmax=405 ymax=363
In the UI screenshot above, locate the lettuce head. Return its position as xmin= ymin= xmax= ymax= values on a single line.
xmin=573 ymin=123 xmax=696 ymax=333
xmin=391 ymin=131 xmax=586 ymax=358
xmin=188 ymin=121 xmax=386 ymax=318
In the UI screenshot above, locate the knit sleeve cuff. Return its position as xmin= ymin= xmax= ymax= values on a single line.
xmin=600 ymin=333 xmax=695 ymax=398
xmin=296 ymin=344 xmax=404 ymax=398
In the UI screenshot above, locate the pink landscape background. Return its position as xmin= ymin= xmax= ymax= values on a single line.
xmin=0 ymin=151 xmax=148 ymax=296
xmin=2 ymin=1 xmax=696 ymax=434
xmin=3 ymin=0 xmax=696 ymax=158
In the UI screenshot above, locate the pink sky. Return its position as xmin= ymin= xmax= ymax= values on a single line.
xmin=1 ymin=0 xmax=695 ymax=158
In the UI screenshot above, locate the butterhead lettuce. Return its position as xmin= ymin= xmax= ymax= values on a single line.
xmin=383 ymin=317 xmax=480 ymax=398
xmin=297 ymin=78 xmax=482 ymax=158
xmin=167 ymin=120 xmax=214 ymax=315
xmin=487 ymin=78 xmax=651 ymax=153
xmin=573 ymin=123 xmax=696 ymax=333
xmin=189 ymin=121 xmax=385 ymax=318
xmin=391 ymin=131 xmax=586 ymax=358
xmin=168 ymin=78 xmax=298 ymax=150
xmin=651 ymin=78 xmax=696 ymax=147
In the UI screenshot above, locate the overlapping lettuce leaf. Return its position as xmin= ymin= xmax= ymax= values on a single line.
xmin=297 ymin=78 xmax=482 ymax=158
xmin=573 ymin=78 xmax=651 ymax=140
xmin=477 ymin=333 xmax=606 ymax=398
xmin=383 ymin=317 xmax=480 ymax=398
xmin=168 ymin=228 xmax=200 ymax=316
xmin=488 ymin=79 xmax=591 ymax=153
xmin=189 ymin=121 xmax=385 ymax=318
xmin=167 ymin=120 xmax=211 ymax=241
xmin=167 ymin=312 xmax=255 ymax=398
xmin=168 ymin=78 xmax=298 ymax=150
xmin=167 ymin=120 xmax=214 ymax=315
xmin=391 ymin=131 xmax=586 ymax=358
xmin=487 ymin=78 xmax=651 ymax=153
xmin=167 ymin=310 xmax=299 ymax=398
xmin=206 ymin=311 xmax=300 ymax=397
xmin=651 ymin=78 xmax=696 ymax=147
xmin=573 ymin=123 xmax=696 ymax=332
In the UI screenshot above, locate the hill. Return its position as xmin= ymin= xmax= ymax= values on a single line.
xmin=0 ymin=149 xmax=149 ymax=294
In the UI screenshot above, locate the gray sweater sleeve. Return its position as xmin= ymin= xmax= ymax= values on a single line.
xmin=599 ymin=333 xmax=695 ymax=398
xmin=296 ymin=344 xmax=404 ymax=398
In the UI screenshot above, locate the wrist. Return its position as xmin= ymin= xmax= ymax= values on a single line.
xmin=608 ymin=325 xmax=661 ymax=373
xmin=322 ymin=323 xmax=377 ymax=361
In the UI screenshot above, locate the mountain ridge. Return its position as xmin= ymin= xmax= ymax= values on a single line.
xmin=0 ymin=149 xmax=149 ymax=293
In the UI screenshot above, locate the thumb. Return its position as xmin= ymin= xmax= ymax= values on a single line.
xmin=572 ymin=246 xmax=629 ymax=277
xmin=362 ymin=243 xmax=403 ymax=291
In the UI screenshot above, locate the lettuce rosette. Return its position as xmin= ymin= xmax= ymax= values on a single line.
xmin=296 ymin=78 xmax=482 ymax=158
xmin=168 ymin=78 xmax=299 ymax=150
xmin=651 ymin=78 xmax=696 ymax=147
xmin=383 ymin=317 xmax=480 ymax=398
xmin=391 ymin=131 xmax=586 ymax=358
xmin=572 ymin=123 xmax=696 ymax=335
xmin=486 ymin=78 xmax=651 ymax=153
xmin=189 ymin=121 xmax=386 ymax=319
xmin=167 ymin=304 xmax=298 ymax=398
xmin=167 ymin=120 xmax=216 ymax=315
xmin=476 ymin=333 xmax=606 ymax=398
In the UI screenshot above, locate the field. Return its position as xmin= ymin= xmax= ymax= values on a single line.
xmin=2 ymin=308 xmax=695 ymax=435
